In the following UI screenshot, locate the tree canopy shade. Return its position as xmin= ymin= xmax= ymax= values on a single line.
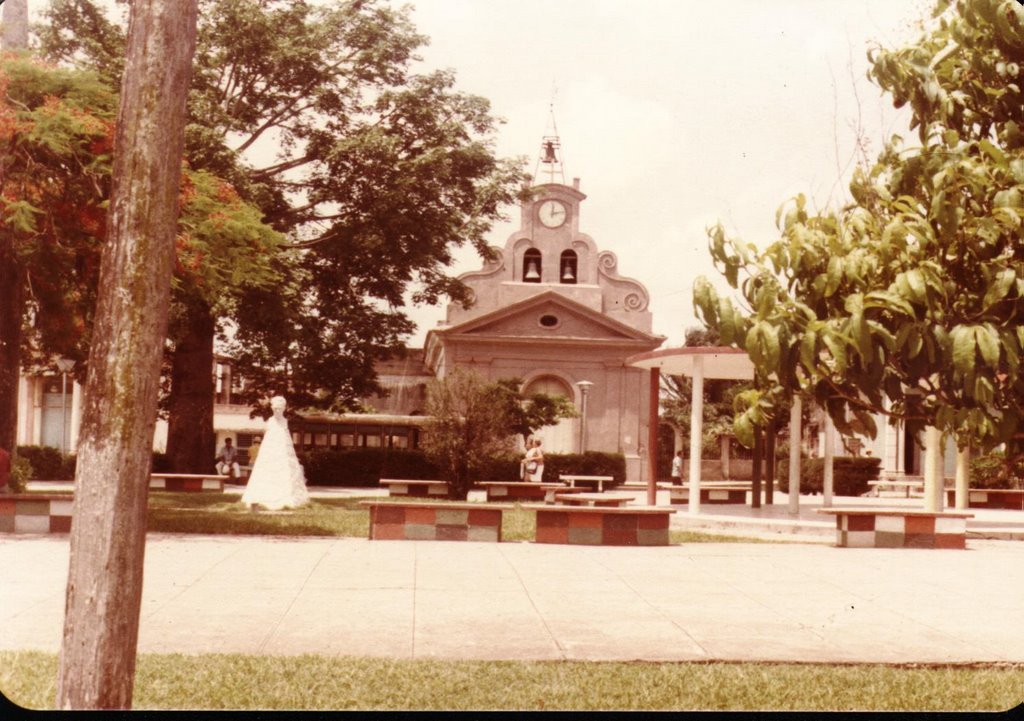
xmin=693 ymin=0 xmax=1024 ymax=451
xmin=39 ymin=0 xmax=527 ymax=465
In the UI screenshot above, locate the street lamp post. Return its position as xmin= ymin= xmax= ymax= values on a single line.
xmin=55 ymin=358 xmax=75 ymax=455
xmin=575 ymin=380 xmax=593 ymax=453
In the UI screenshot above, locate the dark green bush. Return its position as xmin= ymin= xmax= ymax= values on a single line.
xmin=970 ymin=452 xmax=1024 ymax=489
xmin=296 ymin=448 xmax=440 ymax=487
xmin=290 ymin=448 xmax=626 ymax=487
xmin=540 ymin=452 xmax=627 ymax=485
xmin=777 ymin=456 xmax=880 ymax=496
xmin=151 ymin=452 xmax=173 ymax=474
xmin=15 ymin=446 xmax=75 ymax=480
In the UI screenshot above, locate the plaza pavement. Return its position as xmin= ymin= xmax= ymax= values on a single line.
xmin=2 ymin=490 xmax=1023 ymax=665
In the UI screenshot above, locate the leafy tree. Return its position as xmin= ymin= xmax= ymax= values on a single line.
xmin=659 ymin=327 xmax=746 ymax=457
xmin=693 ymin=0 xmax=1024 ymax=454
xmin=56 ymin=0 xmax=198 ymax=708
xmin=422 ymin=370 xmax=574 ymax=500
xmin=0 ymin=55 xmax=116 ymax=452
xmin=39 ymin=0 xmax=527 ymax=464
xmin=494 ymin=377 xmax=578 ymax=440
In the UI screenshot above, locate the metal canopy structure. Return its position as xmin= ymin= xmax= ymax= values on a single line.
xmin=626 ymin=346 xmax=757 ymax=510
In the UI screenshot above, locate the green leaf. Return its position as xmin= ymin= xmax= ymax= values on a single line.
xmin=975 ymin=325 xmax=1000 ymax=369
xmin=982 ymin=269 xmax=1015 ymax=309
xmin=950 ymin=326 xmax=976 ymax=377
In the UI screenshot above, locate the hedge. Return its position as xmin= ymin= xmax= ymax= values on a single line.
xmin=776 ymin=456 xmax=880 ymax=497
xmin=291 ymin=448 xmax=627 ymax=487
xmin=970 ymin=452 xmax=1024 ymax=489
xmin=15 ymin=446 xmax=75 ymax=480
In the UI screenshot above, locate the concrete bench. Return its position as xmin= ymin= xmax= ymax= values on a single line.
xmin=360 ymin=501 xmax=511 ymax=542
xmin=524 ymin=504 xmax=675 ymax=546
xmin=867 ymin=479 xmax=924 ymax=498
xmin=479 ymin=481 xmax=568 ymax=503
xmin=380 ymin=479 xmax=449 ymax=498
xmin=817 ymin=508 xmax=973 ymax=549
xmin=664 ymin=483 xmax=750 ymax=505
xmin=0 ymin=493 xmax=74 ymax=533
xmin=559 ymin=474 xmax=615 ymax=492
xmin=553 ymin=492 xmax=634 ymax=507
xmin=946 ymin=488 xmax=1024 ymax=511
xmin=150 ymin=473 xmax=228 ymax=492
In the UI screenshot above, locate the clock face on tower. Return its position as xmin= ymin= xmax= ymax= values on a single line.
xmin=537 ymin=199 xmax=567 ymax=228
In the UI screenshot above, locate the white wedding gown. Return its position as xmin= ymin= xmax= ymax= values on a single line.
xmin=241 ymin=410 xmax=310 ymax=510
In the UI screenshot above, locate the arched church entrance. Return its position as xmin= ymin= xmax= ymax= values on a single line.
xmin=522 ymin=375 xmax=576 ymax=454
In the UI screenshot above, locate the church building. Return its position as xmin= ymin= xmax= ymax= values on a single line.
xmin=416 ymin=138 xmax=665 ymax=480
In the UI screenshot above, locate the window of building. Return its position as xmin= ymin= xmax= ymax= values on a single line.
xmin=522 ymin=375 xmax=572 ymax=398
xmin=522 ymin=248 xmax=542 ymax=283
xmin=559 ymin=250 xmax=578 ymax=284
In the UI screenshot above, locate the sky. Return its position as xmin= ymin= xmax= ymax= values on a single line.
xmin=26 ymin=0 xmax=931 ymax=349
xmin=399 ymin=0 xmax=929 ymax=347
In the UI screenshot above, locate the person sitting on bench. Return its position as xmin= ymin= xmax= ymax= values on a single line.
xmin=216 ymin=437 xmax=241 ymax=479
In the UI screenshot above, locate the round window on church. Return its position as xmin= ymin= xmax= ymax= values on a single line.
xmin=538 ymin=314 xmax=560 ymax=329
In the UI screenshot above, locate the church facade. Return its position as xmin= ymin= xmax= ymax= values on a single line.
xmin=419 ymin=177 xmax=665 ymax=480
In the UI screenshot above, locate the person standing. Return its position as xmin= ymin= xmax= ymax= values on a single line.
xmin=671 ymin=450 xmax=684 ymax=486
xmin=525 ymin=439 xmax=544 ymax=482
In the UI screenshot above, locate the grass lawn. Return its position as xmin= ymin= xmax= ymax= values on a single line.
xmin=144 ymin=491 xmax=784 ymax=544
xmin=2 ymin=651 xmax=1020 ymax=711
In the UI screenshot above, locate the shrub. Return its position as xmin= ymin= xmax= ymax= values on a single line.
xmin=970 ymin=452 xmax=1024 ymax=489
xmin=777 ymin=456 xmax=880 ymax=497
xmin=152 ymin=452 xmax=173 ymax=474
xmin=541 ymin=452 xmax=627 ymax=485
xmin=288 ymin=448 xmax=627 ymax=487
xmin=8 ymin=456 xmax=32 ymax=493
xmin=15 ymin=446 xmax=74 ymax=480
xmin=296 ymin=448 xmax=439 ymax=487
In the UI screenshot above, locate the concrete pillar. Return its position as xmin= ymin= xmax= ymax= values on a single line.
xmin=720 ymin=434 xmax=731 ymax=479
xmin=788 ymin=396 xmax=802 ymax=515
xmin=822 ymin=411 xmax=835 ymax=508
xmin=646 ymin=368 xmax=658 ymax=506
xmin=688 ymin=356 xmax=704 ymax=515
xmin=923 ymin=426 xmax=944 ymax=512
xmin=954 ymin=443 xmax=970 ymax=510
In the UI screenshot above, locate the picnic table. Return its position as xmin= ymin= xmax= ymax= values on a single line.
xmin=559 ymin=475 xmax=615 ymax=492
xmin=553 ymin=491 xmax=633 ymax=507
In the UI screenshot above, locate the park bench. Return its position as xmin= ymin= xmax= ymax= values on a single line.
xmin=817 ymin=508 xmax=973 ymax=549
xmin=552 ymin=491 xmax=634 ymax=507
xmin=559 ymin=474 xmax=615 ymax=492
xmin=479 ymin=481 xmax=570 ymax=503
xmin=360 ymin=501 xmax=511 ymax=542
xmin=661 ymin=482 xmax=750 ymax=505
xmin=524 ymin=503 xmax=675 ymax=546
xmin=149 ymin=473 xmax=229 ymax=492
xmin=945 ymin=488 xmax=1024 ymax=511
xmin=380 ymin=479 xmax=450 ymax=498
xmin=0 ymin=493 xmax=74 ymax=534
xmin=867 ymin=479 xmax=924 ymax=498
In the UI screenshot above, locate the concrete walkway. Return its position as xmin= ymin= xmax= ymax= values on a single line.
xmin=2 ymin=531 xmax=1022 ymax=664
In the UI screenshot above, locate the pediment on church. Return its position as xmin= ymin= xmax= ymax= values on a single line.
xmin=438 ymin=291 xmax=661 ymax=345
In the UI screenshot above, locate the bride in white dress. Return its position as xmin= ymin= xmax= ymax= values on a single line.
xmin=241 ymin=396 xmax=310 ymax=510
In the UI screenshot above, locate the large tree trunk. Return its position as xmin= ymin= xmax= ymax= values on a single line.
xmin=0 ymin=0 xmax=28 ymax=454
xmin=165 ymin=300 xmax=216 ymax=473
xmin=1 ymin=0 xmax=29 ymax=51
xmin=0 ymin=243 xmax=21 ymax=454
xmin=55 ymin=0 xmax=198 ymax=710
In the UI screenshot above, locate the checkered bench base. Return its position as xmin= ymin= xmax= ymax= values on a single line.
xmin=0 ymin=494 xmax=74 ymax=534
xmin=526 ymin=505 xmax=675 ymax=546
xmin=361 ymin=501 xmax=511 ymax=542
xmin=819 ymin=510 xmax=972 ymax=549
